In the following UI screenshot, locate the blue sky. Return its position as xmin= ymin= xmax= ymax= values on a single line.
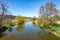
xmin=1 ymin=0 xmax=60 ymax=17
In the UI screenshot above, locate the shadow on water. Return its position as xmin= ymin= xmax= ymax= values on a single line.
xmin=0 ymin=32 xmax=3 ymax=38
xmin=0 ymin=27 xmax=8 ymax=38
xmin=0 ymin=31 xmax=8 ymax=38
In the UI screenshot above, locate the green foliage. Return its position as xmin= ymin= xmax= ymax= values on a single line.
xmin=15 ymin=15 xmax=25 ymax=25
xmin=54 ymin=24 xmax=60 ymax=27
xmin=32 ymin=16 xmax=36 ymax=22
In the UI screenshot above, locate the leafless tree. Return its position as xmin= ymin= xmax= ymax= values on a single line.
xmin=0 ymin=1 xmax=8 ymax=26
xmin=38 ymin=2 xmax=59 ymax=29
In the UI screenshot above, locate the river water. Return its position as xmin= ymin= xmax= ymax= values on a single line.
xmin=0 ymin=21 xmax=60 ymax=40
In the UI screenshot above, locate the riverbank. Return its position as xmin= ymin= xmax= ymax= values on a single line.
xmin=49 ymin=24 xmax=60 ymax=37
xmin=49 ymin=21 xmax=60 ymax=37
xmin=36 ymin=20 xmax=60 ymax=38
xmin=0 ymin=21 xmax=60 ymax=40
xmin=0 ymin=33 xmax=15 ymax=40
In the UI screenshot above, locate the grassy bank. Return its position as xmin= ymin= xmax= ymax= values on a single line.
xmin=38 ymin=21 xmax=60 ymax=37
xmin=49 ymin=24 xmax=60 ymax=37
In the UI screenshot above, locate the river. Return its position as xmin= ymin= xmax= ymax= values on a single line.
xmin=0 ymin=21 xmax=60 ymax=40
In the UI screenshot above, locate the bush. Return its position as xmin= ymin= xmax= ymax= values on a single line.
xmin=15 ymin=15 xmax=25 ymax=25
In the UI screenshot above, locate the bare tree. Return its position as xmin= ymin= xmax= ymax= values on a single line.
xmin=0 ymin=1 xmax=8 ymax=27
xmin=38 ymin=2 xmax=59 ymax=29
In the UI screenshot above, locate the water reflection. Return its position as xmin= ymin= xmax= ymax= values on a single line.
xmin=8 ymin=27 xmax=12 ymax=32
xmin=16 ymin=23 xmax=25 ymax=32
xmin=0 ymin=22 xmax=60 ymax=40
xmin=37 ymin=29 xmax=60 ymax=40
xmin=8 ymin=24 xmax=13 ymax=32
xmin=32 ymin=22 xmax=37 ymax=27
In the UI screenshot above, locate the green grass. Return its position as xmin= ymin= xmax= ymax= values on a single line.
xmin=53 ymin=24 xmax=60 ymax=27
xmin=51 ymin=24 xmax=60 ymax=37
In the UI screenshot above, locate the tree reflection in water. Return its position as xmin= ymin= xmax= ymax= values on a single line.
xmin=37 ymin=29 xmax=60 ymax=40
xmin=32 ymin=21 xmax=37 ymax=27
xmin=37 ymin=29 xmax=50 ymax=40
xmin=16 ymin=23 xmax=25 ymax=32
xmin=8 ymin=24 xmax=13 ymax=32
xmin=9 ymin=27 xmax=12 ymax=32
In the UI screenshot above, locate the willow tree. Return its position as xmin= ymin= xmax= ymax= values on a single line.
xmin=38 ymin=2 xmax=59 ymax=29
xmin=15 ymin=15 xmax=25 ymax=25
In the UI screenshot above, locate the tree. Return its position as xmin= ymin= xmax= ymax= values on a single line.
xmin=32 ymin=16 xmax=36 ymax=22
xmin=38 ymin=2 xmax=59 ymax=29
xmin=0 ymin=1 xmax=8 ymax=27
xmin=15 ymin=15 xmax=25 ymax=25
